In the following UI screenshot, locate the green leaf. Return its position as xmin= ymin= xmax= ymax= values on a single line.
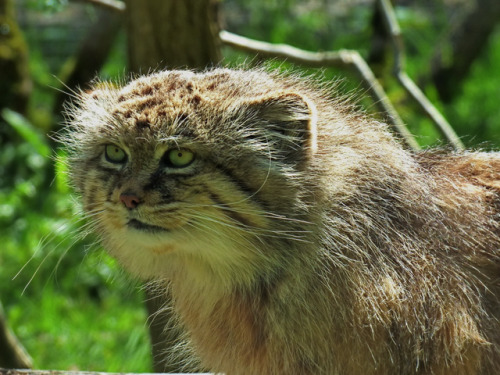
xmin=2 ymin=109 xmax=51 ymax=158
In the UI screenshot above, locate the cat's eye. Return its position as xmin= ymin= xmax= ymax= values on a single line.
xmin=104 ymin=144 xmax=127 ymax=164
xmin=165 ymin=149 xmax=194 ymax=168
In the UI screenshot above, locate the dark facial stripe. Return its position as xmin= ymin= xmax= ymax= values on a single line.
xmin=106 ymin=173 xmax=121 ymax=202
xmin=95 ymin=164 xmax=122 ymax=174
xmin=75 ymin=157 xmax=99 ymax=191
xmin=213 ymin=162 xmax=270 ymax=212
xmin=144 ymin=167 xmax=199 ymax=192
xmin=206 ymin=191 xmax=254 ymax=228
xmin=83 ymin=179 xmax=99 ymax=211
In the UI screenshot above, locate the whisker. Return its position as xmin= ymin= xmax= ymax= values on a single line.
xmin=16 ymin=205 xmax=107 ymax=294
xmin=177 ymin=200 xmax=313 ymax=226
xmin=182 ymin=206 xmax=310 ymax=235
xmin=182 ymin=218 xmax=266 ymax=258
xmin=181 ymin=208 xmax=310 ymax=243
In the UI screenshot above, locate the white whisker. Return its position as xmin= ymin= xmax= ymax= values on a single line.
xmin=181 ymin=208 xmax=310 ymax=243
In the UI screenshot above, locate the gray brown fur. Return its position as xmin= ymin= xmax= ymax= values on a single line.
xmin=62 ymin=68 xmax=500 ymax=374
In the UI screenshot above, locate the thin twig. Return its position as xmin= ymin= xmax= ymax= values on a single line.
xmin=220 ymin=31 xmax=420 ymax=150
xmin=378 ymin=0 xmax=464 ymax=150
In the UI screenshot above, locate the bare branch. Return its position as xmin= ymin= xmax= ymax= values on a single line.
xmin=220 ymin=31 xmax=420 ymax=150
xmin=0 ymin=302 xmax=32 ymax=369
xmin=222 ymin=30 xmax=349 ymax=67
xmin=377 ymin=0 xmax=464 ymax=150
xmin=74 ymin=0 xmax=125 ymax=12
xmin=344 ymin=52 xmax=420 ymax=150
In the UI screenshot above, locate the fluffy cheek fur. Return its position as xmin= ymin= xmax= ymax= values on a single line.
xmin=85 ymin=177 xmax=273 ymax=290
xmin=100 ymin=217 xmax=264 ymax=287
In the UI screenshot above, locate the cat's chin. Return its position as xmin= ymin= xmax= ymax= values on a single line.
xmin=101 ymin=217 xmax=180 ymax=252
xmin=122 ymin=225 xmax=177 ymax=246
xmin=101 ymin=226 xmax=181 ymax=279
xmin=127 ymin=218 xmax=169 ymax=234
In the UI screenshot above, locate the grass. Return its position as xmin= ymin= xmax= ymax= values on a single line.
xmin=1 ymin=185 xmax=152 ymax=372
xmin=0 ymin=111 xmax=152 ymax=371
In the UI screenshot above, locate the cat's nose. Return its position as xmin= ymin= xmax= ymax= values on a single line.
xmin=120 ymin=192 xmax=142 ymax=209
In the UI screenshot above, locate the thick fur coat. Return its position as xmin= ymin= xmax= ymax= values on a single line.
xmin=64 ymin=69 xmax=500 ymax=374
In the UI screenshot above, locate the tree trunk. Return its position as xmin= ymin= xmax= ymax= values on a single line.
xmin=122 ymin=0 xmax=222 ymax=371
xmin=367 ymin=0 xmax=390 ymax=72
xmin=55 ymin=6 xmax=123 ymax=118
xmin=144 ymin=286 xmax=197 ymax=373
xmin=124 ymin=0 xmax=222 ymax=72
xmin=0 ymin=0 xmax=31 ymax=114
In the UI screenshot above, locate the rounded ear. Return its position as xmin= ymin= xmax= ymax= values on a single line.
xmin=244 ymin=92 xmax=318 ymax=162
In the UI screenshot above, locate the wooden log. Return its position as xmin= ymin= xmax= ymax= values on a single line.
xmin=0 ymin=370 xmax=214 ymax=375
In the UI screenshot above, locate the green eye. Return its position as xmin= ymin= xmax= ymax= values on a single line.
xmin=104 ymin=144 xmax=127 ymax=164
xmin=166 ymin=149 xmax=194 ymax=168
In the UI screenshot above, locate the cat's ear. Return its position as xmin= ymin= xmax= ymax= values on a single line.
xmin=245 ymin=92 xmax=318 ymax=162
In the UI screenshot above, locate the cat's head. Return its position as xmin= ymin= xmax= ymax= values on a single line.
xmin=63 ymin=69 xmax=319 ymax=288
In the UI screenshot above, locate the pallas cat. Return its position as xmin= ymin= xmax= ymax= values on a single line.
xmin=62 ymin=68 xmax=500 ymax=374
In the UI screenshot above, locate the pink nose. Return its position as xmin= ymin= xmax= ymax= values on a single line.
xmin=120 ymin=193 xmax=142 ymax=209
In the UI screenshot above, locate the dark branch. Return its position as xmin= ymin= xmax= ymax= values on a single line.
xmin=377 ymin=0 xmax=464 ymax=150
xmin=431 ymin=0 xmax=500 ymax=102
xmin=0 ymin=302 xmax=32 ymax=369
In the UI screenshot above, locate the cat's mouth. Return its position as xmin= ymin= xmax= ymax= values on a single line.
xmin=127 ymin=219 xmax=169 ymax=233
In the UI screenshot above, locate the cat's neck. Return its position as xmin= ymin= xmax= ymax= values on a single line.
xmin=168 ymin=250 xmax=342 ymax=373
xmin=172 ymin=279 xmax=271 ymax=372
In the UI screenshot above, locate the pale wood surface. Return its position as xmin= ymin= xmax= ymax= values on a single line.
xmin=0 ymin=370 xmax=214 ymax=375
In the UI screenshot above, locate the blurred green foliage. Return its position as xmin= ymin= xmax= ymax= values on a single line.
xmin=0 ymin=108 xmax=151 ymax=371
xmin=1 ymin=0 xmax=499 ymax=372
xmin=447 ymin=35 xmax=500 ymax=147
xmin=25 ymin=0 xmax=68 ymax=13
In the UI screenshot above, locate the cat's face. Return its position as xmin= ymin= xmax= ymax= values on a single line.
xmin=64 ymin=70 xmax=318 ymax=286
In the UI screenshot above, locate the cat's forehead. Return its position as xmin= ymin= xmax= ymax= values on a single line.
xmin=112 ymin=73 xmax=204 ymax=124
xmin=90 ymin=70 xmax=263 ymax=137
xmin=84 ymin=69 xmax=298 ymax=144
xmin=111 ymin=69 xmax=281 ymax=114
